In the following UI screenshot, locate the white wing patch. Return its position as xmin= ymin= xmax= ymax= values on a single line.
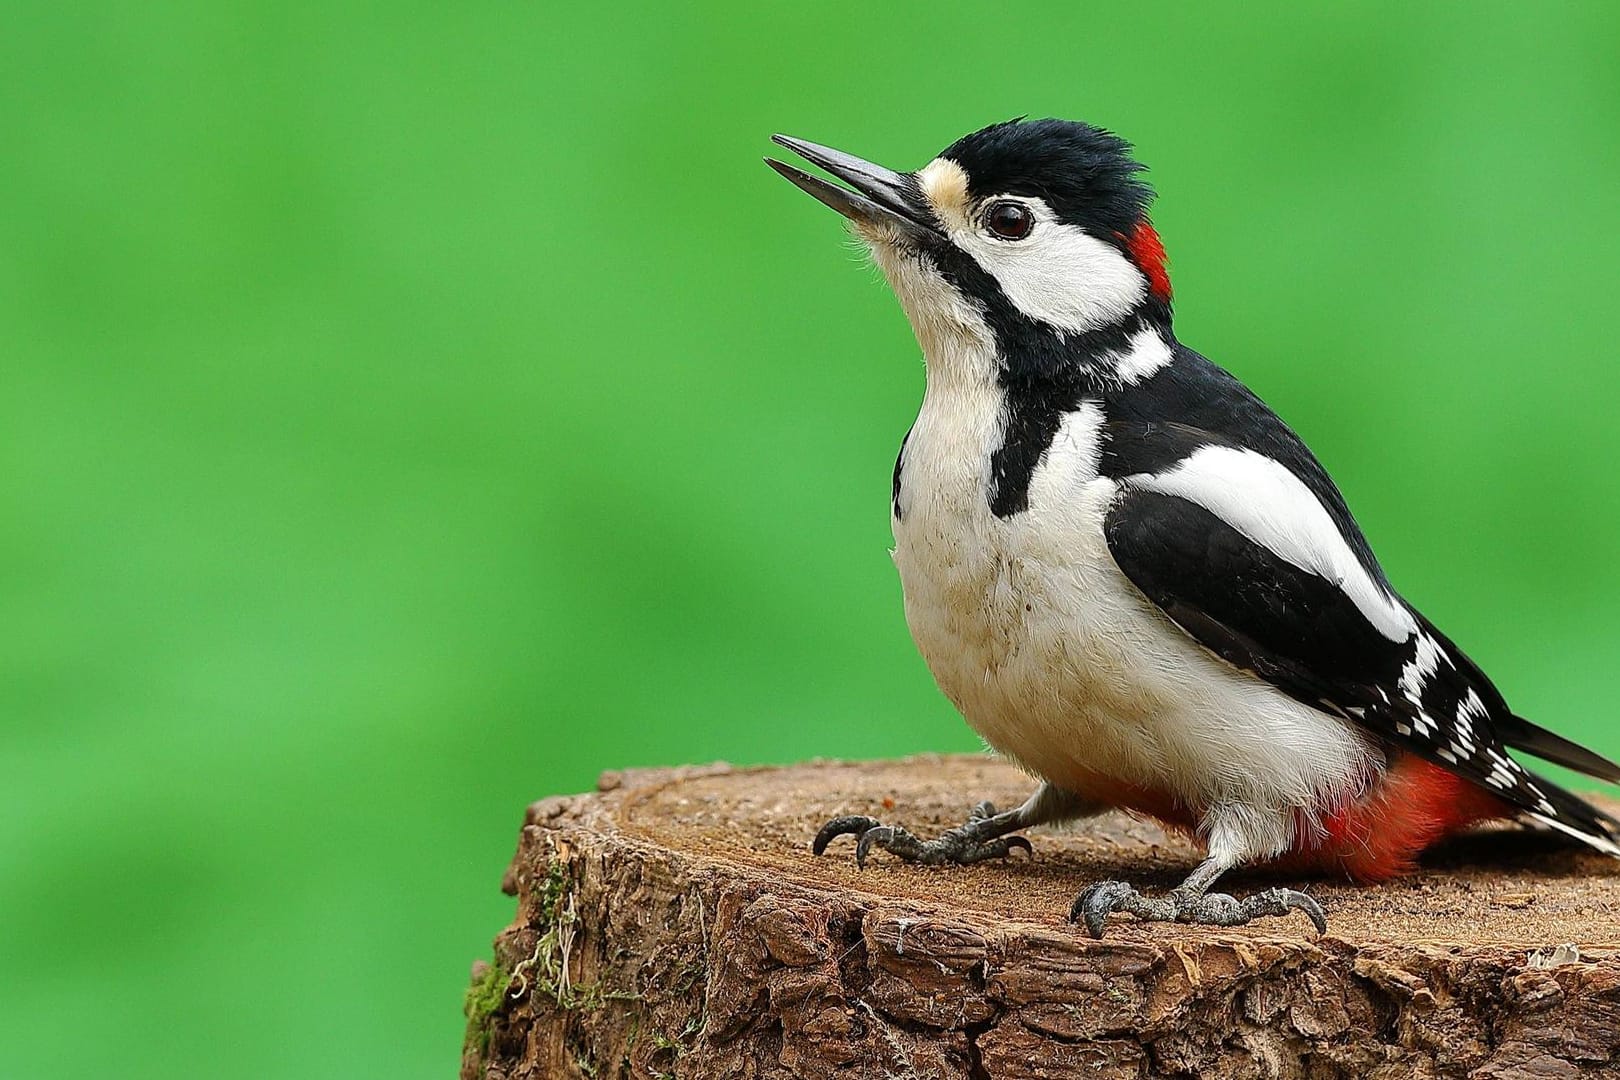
xmin=1132 ymin=446 xmax=1418 ymax=642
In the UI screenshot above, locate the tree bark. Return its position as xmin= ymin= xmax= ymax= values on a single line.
xmin=461 ymin=756 xmax=1620 ymax=1079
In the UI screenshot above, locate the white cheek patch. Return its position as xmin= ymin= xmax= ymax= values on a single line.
xmin=952 ymin=198 xmax=1147 ymax=336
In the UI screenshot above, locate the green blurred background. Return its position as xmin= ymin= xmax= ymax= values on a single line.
xmin=5 ymin=2 xmax=1618 ymax=1076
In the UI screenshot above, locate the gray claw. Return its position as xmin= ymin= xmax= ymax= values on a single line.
xmin=1248 ymin=887 xmax=1328 ymax=934
xmin=1071 ymin=880 xmax=1169 ymax=938
xmin=1072 ymin=881 xmax=1118 ymax=938
xmin=854 ymin=824 xmax=907 ymax=867
xmin=811 ymin=815 xmax=883 ymax=855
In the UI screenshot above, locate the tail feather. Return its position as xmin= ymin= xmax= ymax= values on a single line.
xmin=1525 ymin=769 xmax=1620 ymax=858
xmin=1500 ymin=713 xmax=1620 ymax=784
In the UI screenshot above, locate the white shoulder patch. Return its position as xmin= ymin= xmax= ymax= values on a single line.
xmin=1133 ymin=446 xmax=1416 ymax=642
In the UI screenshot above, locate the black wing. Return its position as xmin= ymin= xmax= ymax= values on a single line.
xmin=1099 ymin=419 xmax=1620 ymax=850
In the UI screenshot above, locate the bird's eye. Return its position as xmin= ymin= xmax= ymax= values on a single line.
xmin=985 ymin=201 xmax=1034 ymax=240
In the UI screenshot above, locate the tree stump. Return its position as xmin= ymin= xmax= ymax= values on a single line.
xmin=461 ymin=756 xmax=1620 ymax=1079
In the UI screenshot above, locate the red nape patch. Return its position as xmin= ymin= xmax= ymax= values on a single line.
xmin=1277 ymin=754 xmax=1515 ymax=883
xmin=1121 ymin=222 xmax=1172 ymax=301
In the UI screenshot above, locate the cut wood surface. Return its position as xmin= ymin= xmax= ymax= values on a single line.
xmin=462 ymin=756 xmax=1620 ymax=1079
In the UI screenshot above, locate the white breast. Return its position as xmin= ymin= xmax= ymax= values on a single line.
xmin=891 ymin=364 xmax=1378 ymax=863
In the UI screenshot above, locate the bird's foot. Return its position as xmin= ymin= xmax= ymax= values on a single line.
xmin=812 ymin=801 xmax=1033 ymax=867
xmin=1069 ymin=880 xmax=1327 ymax=939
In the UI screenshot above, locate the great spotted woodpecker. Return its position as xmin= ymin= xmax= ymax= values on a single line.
xmin=766 ymin=118 xmax=1620 ymax=936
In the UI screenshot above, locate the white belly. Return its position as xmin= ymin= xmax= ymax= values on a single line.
xmin=891 ymin=390 xmax=1378 ymax=860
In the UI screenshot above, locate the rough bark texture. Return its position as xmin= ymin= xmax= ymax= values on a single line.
xmin=461 ymin=756 xmax=1620 ymax=1079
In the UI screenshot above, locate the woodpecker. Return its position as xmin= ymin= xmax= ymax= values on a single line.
xmin=765 ymin=118 xmax=1620 ymax=937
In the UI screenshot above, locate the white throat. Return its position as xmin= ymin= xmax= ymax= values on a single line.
xmin=861 ymin=229 xmax=1000 ymax=390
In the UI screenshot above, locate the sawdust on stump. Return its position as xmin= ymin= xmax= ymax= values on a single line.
xmin=462 ymin=755 xmax=1620 ymax=1079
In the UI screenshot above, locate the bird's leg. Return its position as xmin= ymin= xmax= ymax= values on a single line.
xmin=1070 ymin=854 xmax=1326 ymax=939
xmin=813 ymin=783 xmax=1097 ymax=867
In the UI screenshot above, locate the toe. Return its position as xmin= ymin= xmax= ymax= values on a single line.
xmin=811 ymin=815 xmax=882 ymax=855
xmin=951 ymin=835 xmax=1033 ymax=865
xmin=1070 ymin=880 xmax=1134 ymax=939
xmin=854 ymin=825 xmax=897 ymax=868
xmin=1184 ymin=891 xmax=1243 ymax=925
xmin=1178 ymin=886 xmax=1328 ymax=932
xmin=1268 ymin=888 xmax=1327 ymax=934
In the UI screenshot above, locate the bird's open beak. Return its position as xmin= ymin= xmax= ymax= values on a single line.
xmin=765 ymin=135 xmax=942 ymax=244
